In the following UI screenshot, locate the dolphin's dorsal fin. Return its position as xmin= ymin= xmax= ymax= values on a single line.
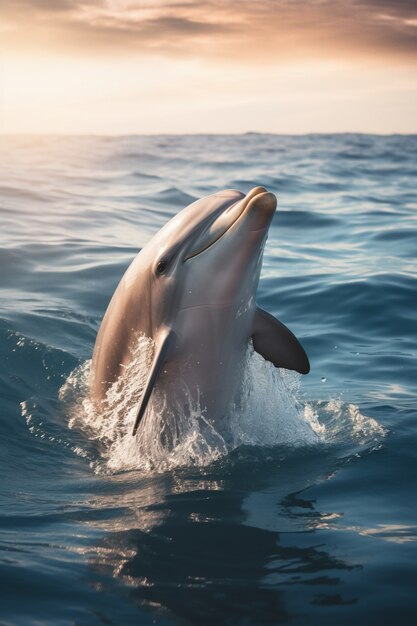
xmin=251 ymin=307 xmax=310 ymax=374
xmin=132 ymin=328 xmax=175 ymax=436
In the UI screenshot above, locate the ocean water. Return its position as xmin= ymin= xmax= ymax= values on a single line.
xmin=0 ymin=133 xmax=416 ymax=626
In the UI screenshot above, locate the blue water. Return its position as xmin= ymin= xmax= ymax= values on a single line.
xmin=0 ymin=134 xmax=416 ymax=625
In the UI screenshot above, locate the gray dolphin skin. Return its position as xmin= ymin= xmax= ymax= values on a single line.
xmin=91 ymin=187 xmax=309 ymax=436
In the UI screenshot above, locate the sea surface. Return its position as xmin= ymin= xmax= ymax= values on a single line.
xmin=0 ymin=134 xmax=416 ymax=626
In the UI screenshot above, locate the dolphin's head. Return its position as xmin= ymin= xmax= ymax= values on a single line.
xmin=148 ymin=187 xmax=276 ymax=314
xmin=122 ymin=187 xmax=276 ymax=333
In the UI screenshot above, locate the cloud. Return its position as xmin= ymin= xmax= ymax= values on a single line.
xmin=2 ymin=0 xmax=417 ymax=62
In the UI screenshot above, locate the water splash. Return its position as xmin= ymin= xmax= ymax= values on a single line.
xmin=58 ymin=336 xmax=386 ymax=474
xmin=303 ymin=398 xmax=386 ymax=445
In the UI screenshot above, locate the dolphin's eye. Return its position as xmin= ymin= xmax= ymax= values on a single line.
xmin=156 ymin=258 xmax=168 ymax=275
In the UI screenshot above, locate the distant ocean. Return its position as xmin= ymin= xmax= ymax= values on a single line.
xmin=0 ymin=134 xmax=416 ymax=625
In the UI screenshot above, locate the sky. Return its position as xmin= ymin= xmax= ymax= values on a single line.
xmin=1 ymin=0 xmax=416 ymax=134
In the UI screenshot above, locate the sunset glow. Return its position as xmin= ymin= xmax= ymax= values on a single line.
xmin=1 ymin=1 xmax=416 ymax=134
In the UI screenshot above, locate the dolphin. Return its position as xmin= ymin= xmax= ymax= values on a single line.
xmin=91 ymin=186 xmax=309 ymax=436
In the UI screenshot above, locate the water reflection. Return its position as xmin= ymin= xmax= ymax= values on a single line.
xmin=81 ymin=449 xmax=362 ymax=624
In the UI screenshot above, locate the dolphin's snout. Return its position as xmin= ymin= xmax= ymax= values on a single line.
xmin=249 ymin=191 xmax=277 ymax=213
xmin=244 ymin=189 xmax=277 ymax=230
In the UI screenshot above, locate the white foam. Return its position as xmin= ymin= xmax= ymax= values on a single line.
xmin=59 ymin=336 xmax=386 ymax=474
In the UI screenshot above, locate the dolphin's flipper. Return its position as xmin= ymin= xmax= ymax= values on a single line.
xmin=132 ymin=328 xmax=175 ymax=436
xmin=252 ymin=307 xmax=310 ymax=374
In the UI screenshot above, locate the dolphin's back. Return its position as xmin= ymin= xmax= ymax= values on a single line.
xmin=91 ymin=253 xmax=151 ymax=403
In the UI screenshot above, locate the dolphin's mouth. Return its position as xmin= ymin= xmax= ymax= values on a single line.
xmin=184 ymin=186 xmax=270 ymax=261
